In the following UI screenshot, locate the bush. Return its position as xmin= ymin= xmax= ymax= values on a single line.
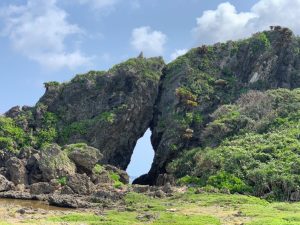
xmin=177 ymin=175 xmax=203 ymax=186
xmin=207 ymin=172 xmax=252 ymax=194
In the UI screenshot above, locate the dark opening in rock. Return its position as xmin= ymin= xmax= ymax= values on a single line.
xmin=126 ymin=129 xmax=154 ymax=183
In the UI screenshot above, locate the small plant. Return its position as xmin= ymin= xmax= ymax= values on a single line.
xmin=109 ymin=172 xmax=123 ymax=189
xmin=57 ymin=177 xmax=67 ymax=186
xmin=99 ymin=112 xmax=116 ymax=124
xmin=93 ymin=164 xmax=104 ymax=174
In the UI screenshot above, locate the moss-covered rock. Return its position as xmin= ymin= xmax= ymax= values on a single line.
xmin=38 ymin=144 xmax=76 ymax=181
xmin=65 ymin=143 xmax=103 ymax=173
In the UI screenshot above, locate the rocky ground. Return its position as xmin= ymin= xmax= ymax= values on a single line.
xmin=1 ymin=189 xmax=300 ymax=225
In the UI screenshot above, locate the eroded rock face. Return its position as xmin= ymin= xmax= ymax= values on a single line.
xmin=66 ymin=173 xmax=95 ymax=195
xmin=6 ymin=57 xmax=165 ymax=171
xmin=5 ymin=157 xmax=27 ymax=185
xmin=136 ymin=27 xmax=300 ymax=184
xmin=66 ymin=144 xmax=103 ymax=174
xmin=0 ymin=175 xmax=14 ymax=192
xmin=38 ymin=144 xmax=76 ymax=181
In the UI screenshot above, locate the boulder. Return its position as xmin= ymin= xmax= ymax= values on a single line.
xmin=66 ymin=143 xmax=103 ymax=173
xmin=104 ymin=165 xmax=129 ymax=184
xmin=38 ymin=144 xmax=76 ymax=181
xmin=66 ymin=173 xmax=95 ymax=195
xmin=29 ymin=182 xmax=55 ymax=195
xmin=0 ymin=174 xmax=14 ymax=192
xmin=5 ymin=157 xmax=27 ymax=185
xmin=48 ymin=195 xmax=92 ymax=208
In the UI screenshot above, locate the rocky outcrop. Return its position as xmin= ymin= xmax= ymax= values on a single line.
xmin=0 ymin=175 xmax=14 ymax=192
xmin=2 ymin=27 xmax=300 ymax=189
xmin=136 ymin=27 xmax=300 ymax=184
xmin=5 ymin=157 xmax=27 ymax=185
xmin=38 ymin=144 xmax=76 ymax=181
xmin=66 ymin=143 xmax=103 ymax=174
xmin=4 ymin=57 xmax=165 ymax=171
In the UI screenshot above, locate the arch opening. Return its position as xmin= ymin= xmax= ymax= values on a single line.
xmin=126 ymin=129 xmax=154 ymax=183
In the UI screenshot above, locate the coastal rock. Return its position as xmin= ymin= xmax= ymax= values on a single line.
xmin=29 ymin=182 xmax=55 ymax=195
xmin=0 ymin=175 xmax=14 ymax=192
xmin=5 ymin=157 xmax=27 ymax=185
xmin=38 ymin=144 xmax=76 ymax=181
xmin=66 ymin=173 xmax=95 ymax=195
xmin=66 ymin=144 xmax=103 ymax=173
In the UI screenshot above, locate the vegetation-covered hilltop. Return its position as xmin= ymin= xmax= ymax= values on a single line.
xmin=1 ymin=26 xmax=300 ymax=202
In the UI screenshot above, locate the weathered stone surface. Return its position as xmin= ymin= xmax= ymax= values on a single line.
xmin=38 ymin=144 xmax=76 ymax=181
xmin=5 ymin=157 xmax=27 ymax=185
xmin=37 ymin=57 xmax=165 ymax=170
xmin=66 ymin=144 xmax=103 ymax=173
xmin=0 ymin=175 xmax=14 ymax=192
xmin=104 ymin=165 xmax=129 ymax=184
xmin=66 ymin=173 xmax=95 ymax=195
xmin=48 ymin=195 xmax=92 ymax=208
xmin=136 ymin=27 xmax=300 ymax=184
xmin=29 ymin=182 xmax=55 ymax=195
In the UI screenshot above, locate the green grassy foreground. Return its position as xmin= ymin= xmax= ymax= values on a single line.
xmin=3 ymin=189 xmax=300 ymax=225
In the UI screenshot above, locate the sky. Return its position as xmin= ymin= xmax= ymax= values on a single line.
xmin=1 ymin=0 xmax=300 ymax=177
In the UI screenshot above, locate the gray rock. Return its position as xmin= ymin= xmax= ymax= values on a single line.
xmin=48 ymin=195 xmax=92 ymax=208
xmin=29 ymin=182 xmax=55 ymax=195
xmin=66 ymin=144 xmax=103 ymax=173
xmin=104 ymin=165 xmax=129 ymax=184
xmin=5 ymin=157 xmax=27 ymax=185
xmin=0 ymin=174 xmax=14 ymax=192
xmin=38 ymin=144 xmax=76 ymax=181
xmin=132 ymin=185 xmax=150 ymax=193
xmin=66 ymin=173 xmax=95 ymax=195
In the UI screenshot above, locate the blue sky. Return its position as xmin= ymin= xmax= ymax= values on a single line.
xmin=1 ymin=0 xmax=300 ymax=177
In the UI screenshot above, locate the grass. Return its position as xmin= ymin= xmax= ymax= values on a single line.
xmin=4 ymin=191 xmax=300 ymax=224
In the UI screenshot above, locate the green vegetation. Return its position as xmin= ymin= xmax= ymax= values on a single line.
xmin=44 ymin=81 xmax=60 ymax=88
xmin=57 ymin=176 xmax=67 ymax=186
xmin=99 ymin=112 xmax=116 ymax=124
xmin=93 ymin=164 xmax=104 ymax=174
xmin=24 ymin=191 xmax=300 ymax=224
xmin=109 ymin=172 xmax=123 ymax=189
xmin=109 ymin=57 xmax=164 ymax=81
xmin=171 ymin=89 xmax=300 ymax=200
xmin=0 ymin=116 xmax=27 ymax=152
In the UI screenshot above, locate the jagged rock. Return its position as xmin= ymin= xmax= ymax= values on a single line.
xmin=18 ymin=147 xmax=37 ymax=160
xmin=0 ymin=174 xmax=14 ymax=192
xmin=156 ymin=174 xmax=175 ymax=186
xmin=132 ymin=185 xmax=150 ymax=193
xmin=139 ymin=27 xmax=300 ymax=184
xmin=26 ymin=153 xmax=43 ymax=184
xmin=5 ymin=157 xmax=27 ymax=185
xmin=48 ymin=195 xmax=92 ymax=208
xmin=91 ymin=170 xmax=113 ymax=185
xmin=29 ymin=182 xmax=55 ymax=195
xmin=104 ymin=165 xmax=129 ymax=184
xmin=35 ymin=57 xmax=165 ymax=170
xmin=0 ymin=150 xmax=14 ymax=167
xmin=38 ymin=144 xmax=76 ymax=181
xmin=66 ymin=143 xmax=103 ymax=173
xmin=92 ymin=189 xmax=124 ymax=201
xmin=60 ymin=185 xmax=74 ymax=195
xmin=66 ymin=173 xmax=95 ymax=195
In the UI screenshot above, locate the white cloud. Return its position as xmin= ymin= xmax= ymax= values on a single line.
xmin=131 ymin=26 xmax=167 ymax=56
xmin=0 ymin=0 xmax=91 ymax=70
xmin=193 ymin=0 xmax=300 ymax=45
xmin=170 ymin=49 xmax=188 ymax=61
xmin=75 ymin=0 xmax=119 ymax=10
